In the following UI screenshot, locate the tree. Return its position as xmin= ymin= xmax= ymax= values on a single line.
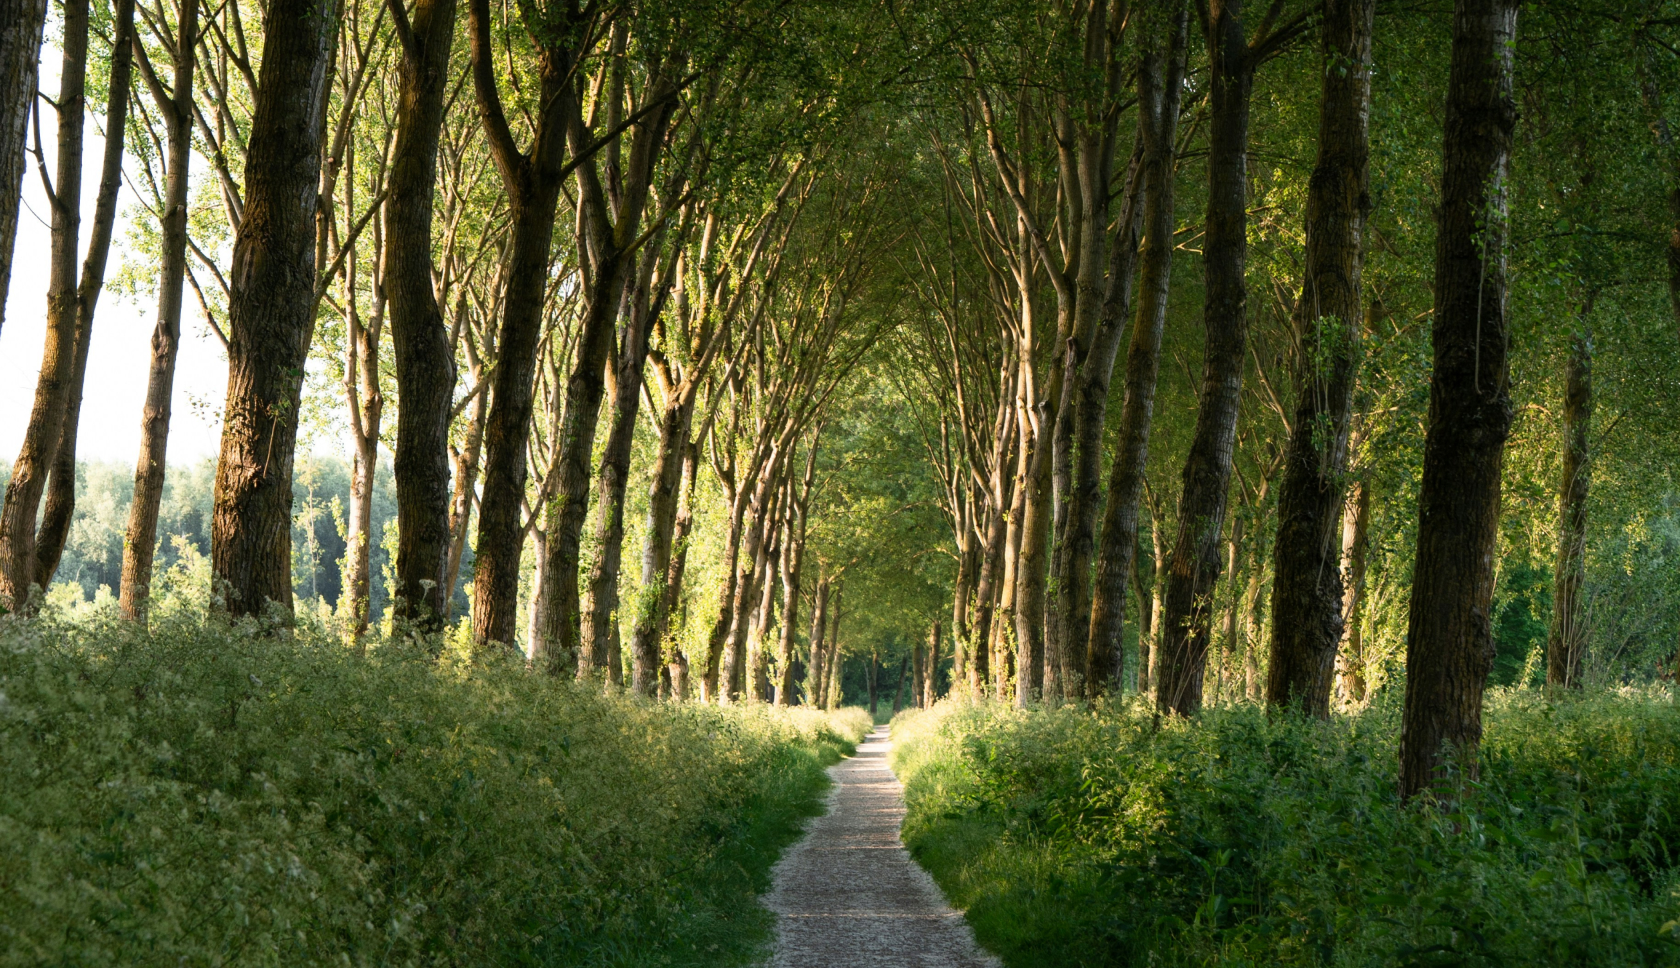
xmin=120 ymin=0 xmax=199 ymax=622
xmin=1155 ymin=0 xmax=1308 ymax=716
xmin=209 ymin=0 xmax=340 ymax=618
xmin=0 ymin=0 xmax=49 ymax=337
xmin=1264 ymin=0 xmax=1375 ymax=716
xmin=385 ymin=0 xmax=459 ymax=631
xmin=1398 ymin=0 xmax=1520 ymax=800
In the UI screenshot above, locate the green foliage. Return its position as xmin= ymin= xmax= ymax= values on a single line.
xmin=893 ymin=695 xmax=1680 ymax=967
xmin=0 ymin=611 xmax=870 ymax=966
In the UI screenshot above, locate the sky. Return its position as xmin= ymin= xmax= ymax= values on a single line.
xmin=1 ymin=120 xmax=230 ymax=466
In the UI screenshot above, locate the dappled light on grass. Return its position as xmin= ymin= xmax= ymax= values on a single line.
xmin=891 ymin=694 xmax=1680 ymax=967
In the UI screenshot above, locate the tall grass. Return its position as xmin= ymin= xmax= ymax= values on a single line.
xmin=892 ymin=691 xmax=1680 ymax=967
xmin=0 ymin=605 xmax=870 ymax=966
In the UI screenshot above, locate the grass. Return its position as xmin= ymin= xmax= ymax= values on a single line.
xmin=0 ymin=603 xmax=871 ymax=966
xmin=892 ymin=690 xmax=1680 ymax=968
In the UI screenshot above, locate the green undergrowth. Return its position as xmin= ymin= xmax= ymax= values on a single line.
xmin=0 ymin=607 xmax=871 ymax=966
xmin=892 ymin=691 xmax=1680 ymax=967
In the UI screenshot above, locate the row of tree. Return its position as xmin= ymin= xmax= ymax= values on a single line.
xmin=1 ymin=0 xmax=1678 ymax=798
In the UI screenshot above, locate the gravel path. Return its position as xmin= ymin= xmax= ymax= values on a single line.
xmin=763 ymin=725 xmax=1000 ymax=968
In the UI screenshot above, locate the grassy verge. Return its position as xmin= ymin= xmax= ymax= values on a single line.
xmin=892 ymin=692 xmax=1680 ymax=967
xmin=0 ymin=608 xmax=870 ymax=966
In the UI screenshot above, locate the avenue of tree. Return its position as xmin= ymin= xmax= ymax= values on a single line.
xmin=1 ymin=0 xmax=1678 ymax=799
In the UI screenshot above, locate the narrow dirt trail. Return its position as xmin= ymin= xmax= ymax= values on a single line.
xmin=763 ymin=725 xmax=1000 ymax=967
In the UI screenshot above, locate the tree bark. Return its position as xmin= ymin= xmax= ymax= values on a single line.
xmin=1013 ymin=409 xmax=1051 ymax=706
xmin=1087 ymin=11 xmax=1188 ymax=695
xmin=386 ymin=0 xmax=459 ymax=631
xmin=891 ymin=655 xmax=909 ymax=715
xmin=0 ymin=0 xmax=48 ymax=337
xmin=1264 ymin=0 xmax=1374 ymax=716
xmin=1055 ymin=137 xmax=1143 ymax=701
xmin=34 ymin=0 xmax=134 ymax=588
xmin=120 ymin=0 xmax=198 ymax=623
xmin=1398 ymin=0 xmax=1519 ymax=801
xmin=444 ymin=336 xmax=489 ymax=619
xmin=342 ymin=187 xmax=385 ymax=638
xmin=0 ymin=0 xmax=88 ymax=609
xmin=466 ymin=0 xmax=578 ymax=653
xmin=775 ymin=445 xmax=817 ymax=706
xmin=925 ymin=619 xmax=942 ymax=705
xmin=1337 ymin=473 xmax=1370 ymax=702
xmin=806 ymin=576 xmax=829 ymax=705
xmin=210 ymin=0 xmax=339 ymax=619
xmin=1156 ymin=0 xmax=1255 ymax=716
xmin=868 ymin=652 xmax=880 ymax=716
xmin=538 ymin=69 xmax=679 ymax=678
xmin=629 ymin=393 xmax=697 ymax=693
xmin=1546 ymin=321 xmax=1592 ymax=687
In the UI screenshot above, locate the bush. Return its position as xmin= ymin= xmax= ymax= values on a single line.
xmin=892 ymin=691 xmax=1680 ymax=967
xmin=0 ymin=608 xmax=869 ymax=966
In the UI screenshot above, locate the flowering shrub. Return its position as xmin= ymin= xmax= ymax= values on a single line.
xmin=893 ymin=691 xmax=1680 ymax=967
xmin=0 ymin=608 xmax=868 ymax=966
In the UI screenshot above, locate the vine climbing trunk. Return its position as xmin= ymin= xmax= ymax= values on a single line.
xmin=1398 ymin=0 xmax=1519 ymax=801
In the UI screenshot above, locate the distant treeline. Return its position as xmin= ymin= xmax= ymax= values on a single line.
xmin=0 ymin=458 xmax=472 ymax=621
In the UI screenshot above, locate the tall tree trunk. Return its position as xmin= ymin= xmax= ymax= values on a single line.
xmin=1156 ymin=0 xmax=1253 ymax=716
xmin=1547 ymin=320 xmax=1592 ymax=687
xmin=951 ymin=517 xmax=973 ymax=687
xmin=630 ymin=396 xmax=696 ymax=693
xmin=1399 ymin=0 xmax=1519 ymax=801
xmin=1087 ymin=11 xmax=1188 ymax=695
xmin=120 ymin=0 xmax=198 ymax=622
xmin=748 ymin=495 xmax=782 ymax=702
xmin=1130 ymin=515 xmax=1155 ymax=696
xmin=1636 ymin=44 xmax=1680 ymax=337
xmin=1337 ymin=473 xmax=1370 ymax=702
xmin=912 ymin=639 xmax=925 ymax=709
xmin=35 ymin=0 xmax=134 ymax=587
xmin=386 ymin=0 xmax=459 ymax=630
xmin=467 ymin=0 xmax=581 ymax=653
xmin=891 ymin=655 xmax=909 ymax=714
xmin=806 ymin=576 xmax=829 ymax=705
xmin=868 ymin=652 xmax=880 ymax=716
xmin=210 ymin=0 xmax=338 ymax=619
xmin=1218 ymin=513 xmax=1244 ymax=705
xmin=775 ymin=464 xmax=814 ymax=706
xmin=0 ymin=0 xmax=49 ymax=337
xmin=538 ymin=72 xmax=679 ymax=678
xmin=1242 ymin=538 xmax=1265 ymax=699
xmin=825 ymin=583 xmax=843 ymax=710
xmin=659 ymin=440 xmax=700 ymax=681
xmin=342 ymin=195 xmax=385 ymax=638
xmin=1265 ymin=0 xmax=1374 ymax=716
xmin=970 ymin=501 xmax=1004 ymax=692
xmin=1014 ymin=417 xmax=1051 ymax=706
xmin=1056 ymin=137 xmax=1144 ymax=701
xmin=703 ymin=486 xmax=747 ymax=700
xmin=0 ymin=0 xmax=88 ymax=609
xmin=583 ymin=257 xmax=662 ymax=677
xmin=445 ymin=331 xmax=490 ymax=618
xmin=925 ymin=619 xmax=942 ymax=706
